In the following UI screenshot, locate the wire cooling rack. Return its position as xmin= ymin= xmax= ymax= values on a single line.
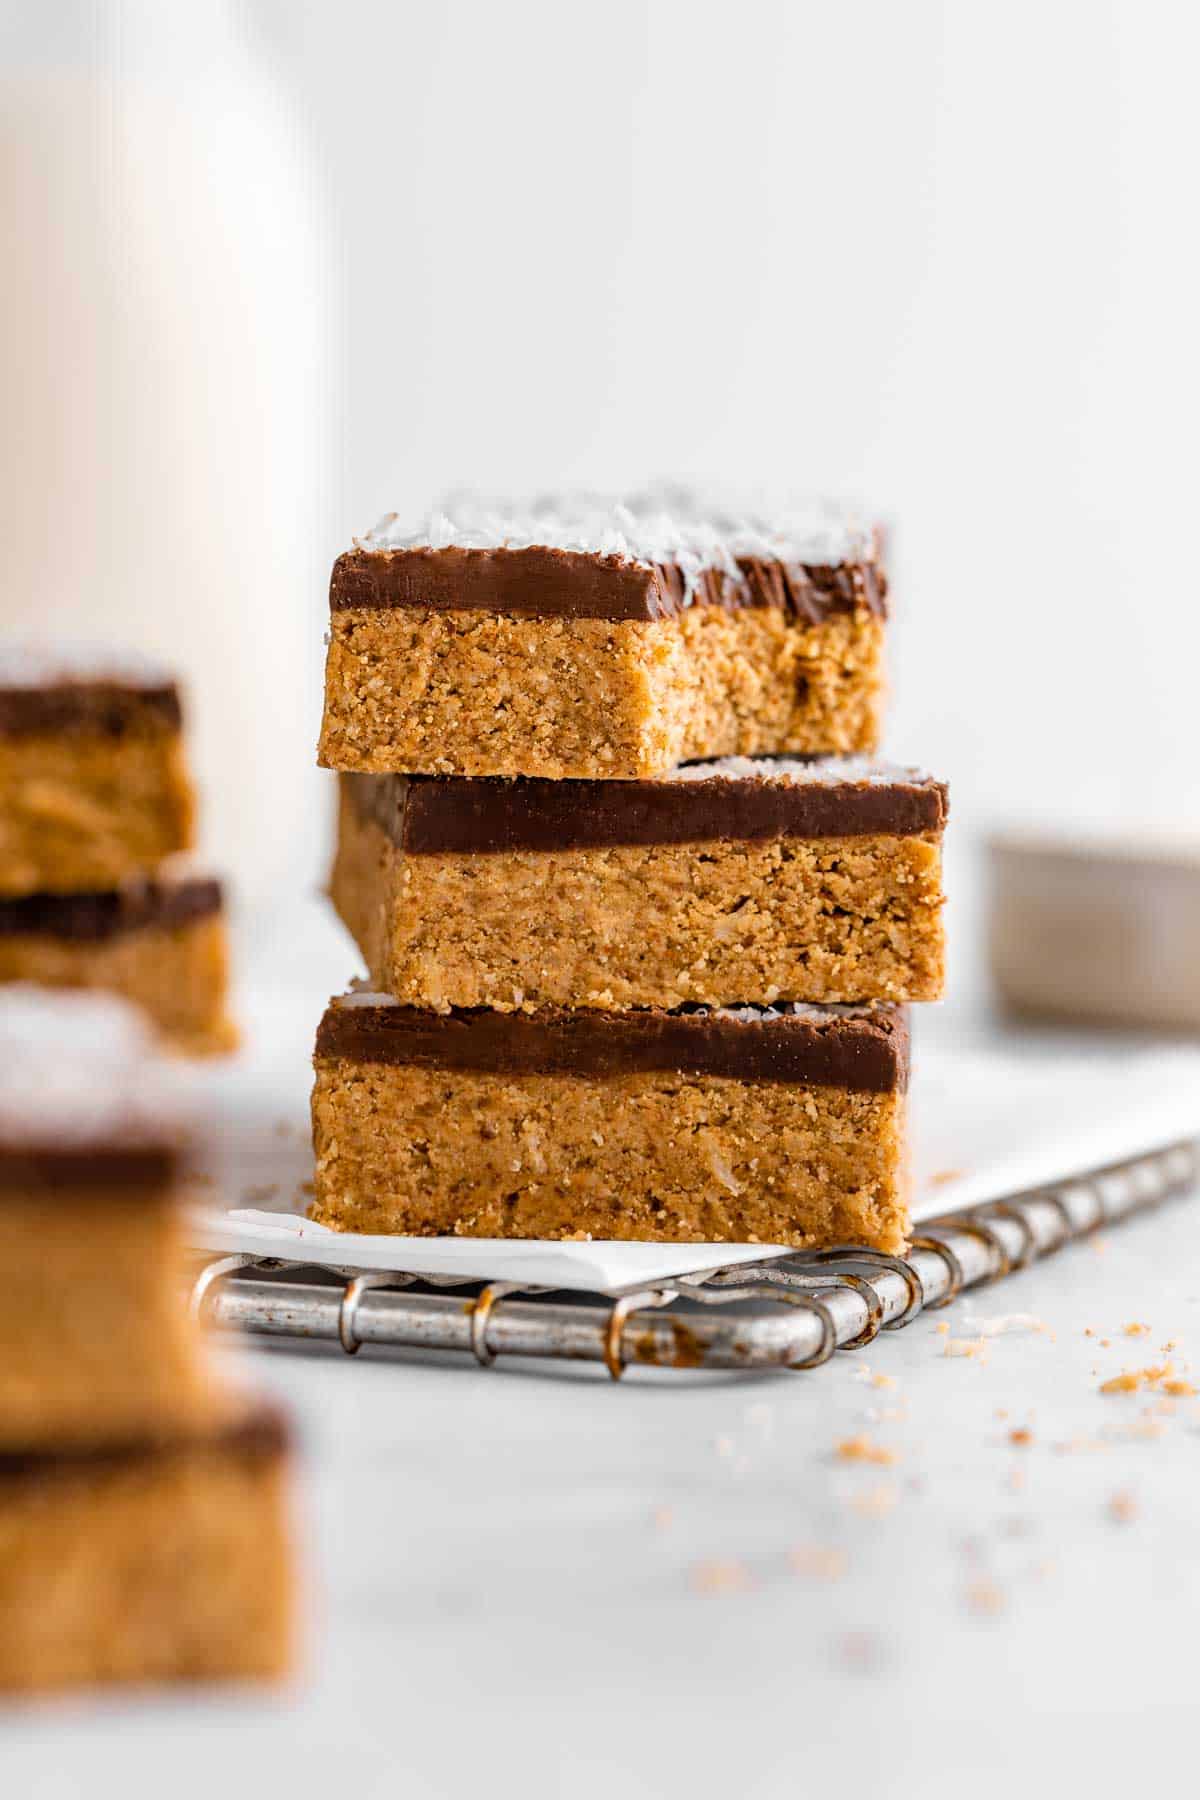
xmin=192 ymin=1141 xmax=1197 ymax=1381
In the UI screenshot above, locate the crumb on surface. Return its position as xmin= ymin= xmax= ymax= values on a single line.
xmin=965 ymin=1579 xmax=1006 ymax=1617
xmin=1100 ymin=1362 xmax=1191 ymax=1396
xmin=1008 ymin=1427 xmax=1034 ymax=1447
xmin=836 ymin=1435 xmax=898 ymax=1466
xmin=689 ymin=1559 xmax=752 ymax=1595
xmin=1109 ymin=1491 xmax=1139 ymax=1524
xmin=1123 ymin=1322 xmax=1151 ymax=1337
xmin=851 ymin=1484 xmax=899 ymax=1519
xmin=943 ymin=1336 xmax=988 ymax=1361
xmin=788 ymin=1545 xmax=849 ymax=1581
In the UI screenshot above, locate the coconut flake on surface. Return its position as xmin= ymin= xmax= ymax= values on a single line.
xmin=670 ymin=755 xmax=932 ymax=787
xmin=0 ymin=645 xmax=175 ymax=690
xmin=354 ymin=486 xmax=876 ymax=597
xmin=0 ymin=986 xmax=182 ymax=1149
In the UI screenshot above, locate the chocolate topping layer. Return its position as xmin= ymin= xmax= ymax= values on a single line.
xmin=0 ymin=681 xmax=182 ymax=738
xmin=317 ymin=999 xmax=909 ymax=1093
xmin=345 ymin=766 xmax=947 ymax=855
xmin=0 ymin=1403 xmax=292 ymax=1482
xmin=330 ymin=545 xmax=887 ymax=623
xmin=0 ymin=1145 xmax=176 ymax=1193
xmin=0 ymin=877 xmax=223 ymax=943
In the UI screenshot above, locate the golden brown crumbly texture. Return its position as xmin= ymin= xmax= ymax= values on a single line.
xmin=331 ymin=783 xmax=945 ymax=1010
xmin=319 ymin=604 xmax=884 ymax=778
xmin=0 ymin=1432 xmax=293 ymax=1692
xmin=311 ymin=1060 xmax=909 ymax=1252
xmin=0 ymin=729 xmax=195 ymax=896
xmin=0 ymin=916 xmax=238 ymax=1055
xmin=0 ymin=1189 xmax=222 ymax=1448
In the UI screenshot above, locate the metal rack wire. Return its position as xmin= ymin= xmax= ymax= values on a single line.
xmin=192 ymin=1141 xmax=1197 ymax=1380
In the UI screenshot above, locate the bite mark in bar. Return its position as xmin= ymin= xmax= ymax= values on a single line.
xmin=319 ymin=494 xmax=888 ymax=779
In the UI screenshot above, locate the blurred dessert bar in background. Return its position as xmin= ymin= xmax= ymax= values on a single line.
xmin=0 ymin=1404 xmax=293 ymax=1694
xmin=0 ymin=653 xmax=194 ymax=895
xmin=0 ymin=651 xmax=235 ymax=1052
xmin=332 ymin=758 xmax=947 ymax=1012
xmin=0 ymin=986 xmax=295 ymax=1694
xmin=318 ymin=494 xmax=888 ymax=780
xmin=311 ymin=993 xmax=910 ymax=1253
xmin=0 ymin=875 xmax=236 ymax=1055
xmin=0 ymin=988 xmax=221 ymax=1446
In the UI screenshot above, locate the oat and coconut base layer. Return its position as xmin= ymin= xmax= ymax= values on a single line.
xmin=333 ymin=758 xmax=947 ymax=1011
xmin=0 ymin=1405 xmax=294 ymax=1693
xmin=0 ymin=650 xmax=196 ymax=896
xmin=311 ymin=995 xmax=910 ymax=1252
xmin=0 ymin=874 xmax=237 ymax=1055
xmin=0 ymin=988 xmax=223 ymax=1447
xmin=318 ymin=493 xmax=887 ymax=779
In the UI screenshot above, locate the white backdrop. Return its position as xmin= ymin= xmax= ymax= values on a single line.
xmin=269 ymin=0 xmax=1200 ymax=828
xmin=4 ymin=1 xmax=1199 ymax=953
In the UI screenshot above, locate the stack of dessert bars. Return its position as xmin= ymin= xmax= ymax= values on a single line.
xmin=0 ymin=988 xmax=292 ymax=1694
xmin=0 ymin=652 xmax=235 ymax=1052
xmin=314 ymin=494 xmax=947 ymax=1254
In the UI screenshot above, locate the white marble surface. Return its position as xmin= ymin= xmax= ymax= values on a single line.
xmin=5 ymin=907 xmax=1200 ymax=1796
xmin=8 ymin=1218 xmax=1200 ymax=1798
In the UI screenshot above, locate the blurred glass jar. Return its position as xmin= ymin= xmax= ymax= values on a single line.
xmin=0 ymin=0 xmax=333 ymax=905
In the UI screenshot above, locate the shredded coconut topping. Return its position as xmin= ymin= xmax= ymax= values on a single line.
xmin=334 ymin=990 xmax=881 ymax=1025
xmin=0 ymin=987 xmax=181 ymax=1148
xmin=709 ymin=1003 xmax=883 ymax=1024
xmin=0 ymin=645 xmax=173 ymax=690
xmin=356 ymin=486 xmax=874 ymax=601
xmin=671 ymin=755 xmax=931 ymax=787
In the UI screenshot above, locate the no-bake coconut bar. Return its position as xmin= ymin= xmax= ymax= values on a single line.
xmin=0 ymin=651 xmax=195 ymax=896
xmin=319 ymin=494 xmax=887 ymax=779
xmin=333 ymin=757 xmax=947 ymax=1012
xmin=0 ymin=988 xmax=221 ymax=1446
xmin=311 ymin=994 xmax=910 ymax=1252
xmin=0 ymin=1405 xmax=294 ymax=1693
xmin=0 ymin=874 xmax=237 ymax=1054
